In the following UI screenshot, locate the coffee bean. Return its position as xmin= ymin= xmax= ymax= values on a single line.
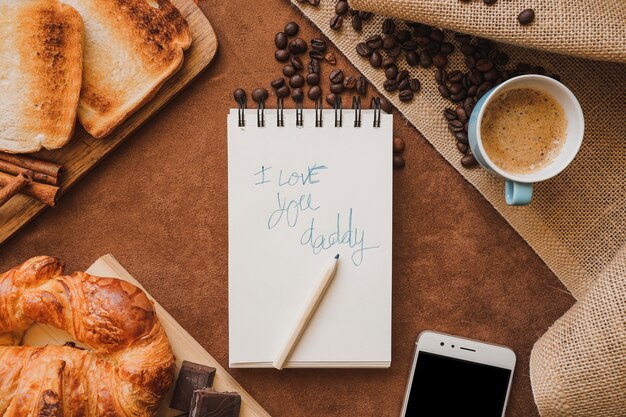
xmin=329 ymin=69 xmax=344 ymax=83
xmin=370 ymin=50 xmax=382 ymax=67
xmin=324 ymin=52 xmax=337 ymax=64
xmin=454 ymin=33 xmax=472 ymax=44
xmin=461 ymin=154 xmax=478 ymax=168
xmin=446 ymin=70 xmax=462 ymax=83
xmin=275 ymin=32 xmax=288 ymax=49
xmin=397 ymin=29 xmax=411 ymax=43
xmin=406 ymin=51 xmax=418 ymax=67
xmin=289 ymin=38 xmax=307 ymax=55
xmin=393 ymin=137 xmax=405 ymax=153
xmin=415 ymin=36 xmax=431 ymax=48
xmin=330 ymin=83 xmax=344 ymax=94
xmin=426 ymin=41 xmax=441 ymax=55
xmin=330 ymin=14 xmax=343 ymax=30
xmin=382 ymin=19 xmax=396 ymax=35
xmin=356 ymin=76 xmax=369 ymax=95
xmin=309 ymin=50 xmax=324 ymax=60
xmin=366 ymin=35 xmax=383 ymax=49
xmin=290 ymin=74 xmax=304 ymax=88
xmin=351 ymin=14 xmax=362 ymax=31
xmin=495 ymin=52 xmax=509 ymax=66
xmin=402 ymin=40 xmax=418 ymax=51
xmin=460 ymin=44 xmax=476 ymax=56
xmin=306 ymin=72 xmax=320 ymax=85
xmin=383 ymin=79 xmax=398 ymax=92
xmin=467 ymin=85 xmax=478 ymax=97
xmin=356 ymin=42 xmax=372 ymax=57
xmin=408 ymin=76 xmax=423 ymax=95
xmin=438 ymin=84 xmax=450 ymax=98
xmin=443 ymin=108 xmax=457 ymax=121
xmin=251 ymin=88 xmax=268 ymax=103
xmin=450 ymin=90 xmax=467 ymax=103
xmin=308 ymin=85 xmax=322 ymax=100
xmin=380 ymin=97 xmax=394 ymax=113
xmin=385 ymin=65 xmax=398 ymax=80
xmin=419 ymin=50 xmax=432 ymax=67
xmin=455 ymin=107 xmax=468 ymax=122
xmin=291 ymin=87 xmax=303 ymax=102
xmin=456 ymin=141 xmax=469 ymax=154
xmin=448 ymin=119 xmax=464 ymax=132
xmin=276 ymin=85 xmax=290 ymax=98
xmin=397 ymin=78 xmax=410 ymax=91
xmin=271 ymin=78 xmax=285 ymax=89
xmin=431 ymin=29 xmax=445 ymax=42
xmin=285 ymin=22 xmax=299 ymax=36
xmin=283 ymin=65 xmax=296 ymax=77
xmin=483 ymin=69 xmax=499 ymax=82
xmin=455 ymin=131 xmax=469 ymax=144
xmin=307 ymin=0 xmax=320 ymax=5
xmin=396 ymin=69 xmax=409 ymax=83
xmin=383 ymin=35 xmax=397 ymax=50
xmin=275 ymin=49 xmax=290 ymax=62
xmin=465 ymin=56 xmax=476 ymax=70
xmin=326 ymin=93 xmax=338 ymax=106
xmin=358 ymin=10 xmax=373 ymax=20
xmin=343 ymin=75 xmax=357 ymax=89
xmin=436 ymin=68 xmax=448 ymax=84
xmin=433 ymin=54 xmax=448 ymax=68
xmin=469 ymin=69 xmax=483 ymax=85
xmin=518 ymin=8 xmax=535 ymax=25
xmin=449 ymin=83 xmax=463 ymax=95
xmin=308 ymin=59 xmax=320 ymax=74
xmin=440 ymin=42 xmax=455 ymax=55
xmin=476 ymin=81 xmax=493 ymax=98
xmin=311 ymin=38 xmax=327 ymax=52
xmin=335 ymin=0 xmax=349 ymax=15
xmin=291 ymin=56 xmax=304 ymax=70
xmin=413 ymin=24 xmax=431 ymax=37
xmin=233 ymin=88 xmax=246 ymax=104
xmin=393 ymin=154 xmax=405 ymax=170
xmin=476 ymin=59 xmax=493 ymax=72
xmin=387 ymin=45 xmax=402 ymax=57
xmin=399 ymin=89 xmax=414 ymax=102
xmin=483 ymin=0 xmax=497 ymax=4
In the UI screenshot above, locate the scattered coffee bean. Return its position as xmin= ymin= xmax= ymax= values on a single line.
xmin=448 ymin=119 xmax=464 ymax=132
xmin=356 ymin=76 xmax=369 ymax=95
xmin=382 ymin=18 xmax=395 ymax=35
xmin=329 ymin=69 xmax=344 ymax=83
xmin=483 ymin=0 xmax=497 ymax=5
xmin=397 ymin=29 xmax=411 ymax=43
xmin=311 ymin=38 xmax=327 ymax=52
xmin=324 ymin=52 xmax=337 ymax=64
xmin=356 ymin=42 xmax=372 ymax=57
xmin=276 ymin=85 xmax=290 ymax=98
xmin=330 ymin=83 xmax=344 ymax=94
xmin=456 ymin=141 xmax=469 ymax=154
xmin=443 ymin=108 xmax=457 ymax=121
xmin=402 ymin=40 xmax=418 ymax=51
xmin=290 ymin=74 xmax=304 ymax=88
xmin=343 ymin=75 xmax=357 ymax=89
xmin=351 ymin=14 xmax=362 ymax=31
xmin=270 ymin=78 xmax=285 ymax=89
xmin=476 ymin=59 xmax=493 ymax=72
xmin=450 ymin=90 xmax=467 ymax=103
xmin=436 ymin=68 xmax=448 ymax=84
xmin=385 ymin=65 xmax=399 ymax=80
xmin=308 ymin=85 xmax=322 ymax=100
xmin=433 ymin=54 xmax=448 ymax=68
xmin=393 ymin=154 xmax=406 ymax=170
xmin=406 ymin=51 xmax=418 ymax=66
xmin=306 ymin=72 xmax=320 ymax=85
xmin=484 ymin=68 xmax=499 ymax=81
xmin=438 ymin=84 xmax=450 ymax=98
xmin=409 ymin=78 xmax=421 ymax=92
xmin=448 ymin=70 xmax=464 ymax=83
xmin=358 ymin=11 xmax=373 ymax=20
xmin=275 ymin=32 xmax=288 ymax=49
xmin=518 ymin=8 xmax=535 ymax=25
xmin=455 ymin=131 xmax=469 ymax=144
xmin=283 ymin=65 xmax=296 ymax=77
xmin=370 ymin=50 xmax=382 ymax=67
xmin=291 ymin=56 xmax=304 ymax=70
xmin=275 ymin=49 xmax=290 ymax=62
xmin=284 ymin=22 xmax=299 ymax=37
xmin=308 ymin=59 xmax=320 ymax=74
xmin=393 ymin=137 xmax=405 ymax=153
xmin=440 ymin=42 xmax=455 ymax=55
xmin=449 ymin=83 xmax=463 ymax=95
xmin=330 ymin=14 xmax=343 ymax=30
xmin=335 ymin=0 xmax=349 ymax=15
xmin=467 ymin=85 xmax=478 ymax=97
xmin=396 ymin=69 xmax=409 ymax=83
xmin=291 ymin=87 xmax=304 ymax=102
xmin=397 ymin=78 xmax=410 ymax=92
xmin=309 ymin=50 xmax=324 ymax=60
xmin=426 ymin=41 xmax=441 ymax=55
xmin=289 ymin=38 xmax=307 ymax=55
xmin=251 ymin=88 xmax=268 ymax=103
xmin=382 ymin=56 xmax=397 ymax=67
xmin=326 ymin=93 xmax=338 ymax=106
xmin=233 ymin=88 xmax=246 ymax=104
xmin=495 ymin=52 xmax=509 ymax=66
xmin=461 ymin=154 xmax=478 ymax=168
xmin=383 ymin=79 xmax=398 ymax=92
xmin=399 ymin=89 xmax=414 ymax=102
xmin=307 ymin=0 xmax=320 ymax=5
xmin=455 ymin=107 xmax=468 ymax=122
xmin=380 ymin=97 xmax=394 ymax=113
xmin=366 ymin=35 xmax=383 ymax=49
xmin=419 ymin=50 xmax=432 ymax=68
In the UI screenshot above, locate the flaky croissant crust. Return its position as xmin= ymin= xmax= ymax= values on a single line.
xmin=0 ymin=256 xmax=175 ymax=416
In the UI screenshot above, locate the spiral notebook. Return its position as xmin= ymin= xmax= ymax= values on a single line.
xmin=228 ymin=98 xmax=392 ymax=368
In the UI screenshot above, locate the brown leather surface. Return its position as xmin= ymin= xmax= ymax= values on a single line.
xmin=0 ymin=1 xmax=574 ymax=416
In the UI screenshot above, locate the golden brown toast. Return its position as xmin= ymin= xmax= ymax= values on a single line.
xmin=63 ymin=0 xmax=193 ymax=138
xmin=0 ymin=0 xmax=84 ymax=153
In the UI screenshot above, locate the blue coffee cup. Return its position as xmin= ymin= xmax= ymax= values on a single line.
xmin=468 ymin=75 xmax=584 ymax=206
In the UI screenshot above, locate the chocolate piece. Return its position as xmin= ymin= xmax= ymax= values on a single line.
xmin=190 ymin=389 xmax=241 ymax=417
xmin=170 ymin=361 xmax=217 ymax=412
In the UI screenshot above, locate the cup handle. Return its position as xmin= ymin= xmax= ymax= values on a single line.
xmin=505 ymin=180 xmax=533 ymax=206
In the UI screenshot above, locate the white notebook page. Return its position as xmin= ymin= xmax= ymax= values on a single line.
xmin=228 ymin=108 xmax=392 ymax=367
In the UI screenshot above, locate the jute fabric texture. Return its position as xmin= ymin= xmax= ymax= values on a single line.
xmin=293 ymin=0 xmax=626 ymax=300
xmin=349 ymin=0 xmax=626 ymax=63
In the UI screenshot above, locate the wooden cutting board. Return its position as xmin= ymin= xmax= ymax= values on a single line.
xmin=0 ymin=0 xmax=217 ymax=246
xmin=23 ymin=254 xmax=272 ymax=417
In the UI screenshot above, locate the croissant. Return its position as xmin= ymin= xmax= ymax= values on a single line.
xmin=0 ymin=256 xmax=176 ymax=416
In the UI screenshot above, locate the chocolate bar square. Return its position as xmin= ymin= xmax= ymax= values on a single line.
xmin=170 ymin=361 xmax=217 ymax=411
xmin=190 ymin=389 xmax=241 ymax=417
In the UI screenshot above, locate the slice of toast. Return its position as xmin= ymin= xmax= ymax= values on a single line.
xmin=0 ymin=0 xmax=84 ymax=154
xmin=63 ymin=0 xmax=192 ymax=138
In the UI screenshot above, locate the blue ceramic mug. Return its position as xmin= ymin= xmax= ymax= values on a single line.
xmin=468 ymin=75 xmax=584 ymax=206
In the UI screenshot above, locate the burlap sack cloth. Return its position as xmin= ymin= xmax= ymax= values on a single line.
xmin=291 ymin=0 xmax=626 ymax=415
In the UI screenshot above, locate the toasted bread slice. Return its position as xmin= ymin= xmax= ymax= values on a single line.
xmin=0 ymin=0 xmax=84 ymax=154
xmin=63 ymin=0 xmax=192 ymax=138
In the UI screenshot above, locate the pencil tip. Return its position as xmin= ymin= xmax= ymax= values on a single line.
xmin=335 ymin=254 xmax=340 ymax=259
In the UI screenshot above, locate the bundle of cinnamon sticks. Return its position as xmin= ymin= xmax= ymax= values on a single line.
xmin=0 ymin=153 xmax=63 ymax=208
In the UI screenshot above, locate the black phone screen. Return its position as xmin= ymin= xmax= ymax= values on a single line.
xmin=404 ymin=351 xmax=512 ymax=417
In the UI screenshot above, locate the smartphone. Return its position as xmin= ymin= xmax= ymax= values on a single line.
xmin=400 ymin=331 xmax=516 ymax=417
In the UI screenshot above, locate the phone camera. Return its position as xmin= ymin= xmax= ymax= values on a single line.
xmin=452 ymin=345 xmax=455 ymax=348
xmin=440 ymin=342 xmax=444 ymax=346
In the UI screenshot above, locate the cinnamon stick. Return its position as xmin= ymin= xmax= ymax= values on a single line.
xmin=0 ymin=173 xmax=32 ymax=207
xmin=0 ymin=159 xmax=58 ymax=185
xmin=0 ymin=171 xmax=59 ymax=207
xmin=0 ymin=152 xmax=63 ymax=178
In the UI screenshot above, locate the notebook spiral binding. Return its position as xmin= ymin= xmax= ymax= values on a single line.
xmin=236 ymin=95 xmax=382 ymax=128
